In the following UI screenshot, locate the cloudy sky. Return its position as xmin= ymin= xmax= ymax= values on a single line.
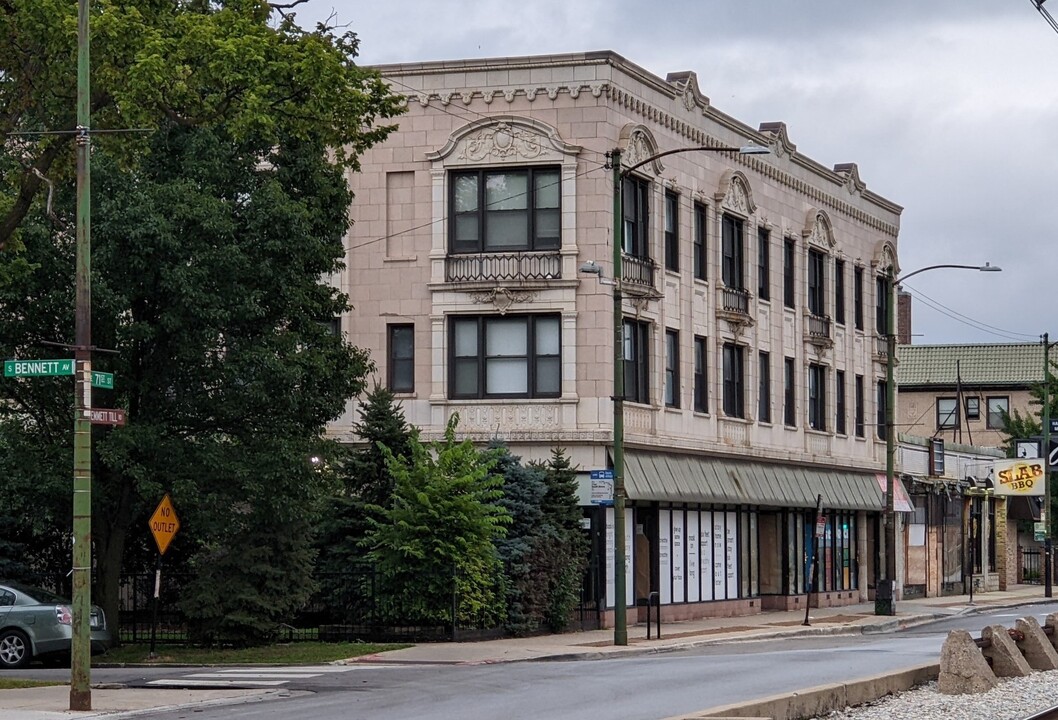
xmin=298 ymin=1 xmax=1058 ymax=347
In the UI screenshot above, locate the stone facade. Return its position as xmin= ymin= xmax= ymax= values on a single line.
xmin=333 ymin=51 xmax=903 ymax=619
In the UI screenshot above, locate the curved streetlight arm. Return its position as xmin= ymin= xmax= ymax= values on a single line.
xmin=621 ymin=144 xmax=770 ymax=177
xmin=896 ymin=263 xmax=1001 ymax=284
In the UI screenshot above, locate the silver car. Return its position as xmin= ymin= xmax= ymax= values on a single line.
xmin=0 ymin=582 xmax=112 ymax=669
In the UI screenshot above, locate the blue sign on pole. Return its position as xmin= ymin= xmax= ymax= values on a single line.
xmin=589 ymin=469 xmax=614 ymax=506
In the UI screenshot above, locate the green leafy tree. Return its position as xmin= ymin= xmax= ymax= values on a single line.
xmin=365 ymin=416 xmax=509 ymax=627
xmin=999 ymin=361 xmax=1058 ymax=455
xmin=0 ymin=122 xmax=381 ymax=640
xmin=1 ymin=0 xmax=401 ymax=251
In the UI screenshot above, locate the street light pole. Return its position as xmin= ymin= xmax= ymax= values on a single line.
xmin=877 ymin=262 xmax=1001 ymax=617
xmin=610 ymin=147 xmax=628 ymax=646
xmin=70 ymin=0 xmax=94 ymax=709
xmin=599 ymin=141 xmax=769 ymax=646
xmin=1042 ymin=333 xmax=1052 ymax=599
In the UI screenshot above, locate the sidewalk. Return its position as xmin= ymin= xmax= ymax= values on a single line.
xmin=349 ymin=583 xmax=1056 ymax=665
xmin=2 ymin=584 xmax=1053 ymax=718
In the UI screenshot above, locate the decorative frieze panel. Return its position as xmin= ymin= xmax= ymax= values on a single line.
xmin=456 ymin=403 xmax=563 ymax=432
xmin=624 ymin=405 xmax=656 ymax=435
xmin=410 ymin=84 xmax=607 ymax=109
xmin=426 ymin=115 xmax=582 ymax=165
xmin=806 ymin=433 xmax=832 ymax=457
xmin=719 ymin=419 xmax=749 ymax=447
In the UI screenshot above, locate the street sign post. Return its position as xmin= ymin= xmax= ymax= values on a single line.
xmin=4 ymin=359 xmax=74 ymax=377
xmin=147 ymin=494 xmax=180 ymax=659
xmin=87 ymin=409 xmax=125 ymax=426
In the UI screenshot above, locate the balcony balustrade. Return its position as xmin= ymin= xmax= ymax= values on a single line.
xmin=445 ymin=251 xmax=562 ymax=283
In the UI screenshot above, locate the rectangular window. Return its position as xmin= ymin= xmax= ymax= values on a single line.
xmin=855 ymin=374 xmax=865 ymax=437
xmin=876 ymin=379 xmax=888 ymax=439
xmin=783 ymin=357 xmax=796 ymax=426
xmin=693 ymin=203 xmax=707 ymax=280
xmin=783 ymin=238 xmax=796 ymax=308
xmin=834 ymin=259 xmax=846 ymax=325
xmin=937 ymin=397 xmax=959 ymax=429
xmin=875 ymin=275 xmax=889 ymax=335
xmin=694 ymin=336 xmax=708 ymax=413
xmin=965 ymin=396 xmax=980 ymax=420
xmin=722 ymin=343 xmax=745 ymax=418
xmin=757 ymin=227 xmax=770 ymax=300
xmin=449 ymin=315 xmax=560 ymax=399
xmin=450 ymin=167 xmax=560 ymax=253
xmin=986 ymin=396 xmax=1009 ymax=429
xmin=721 ymin=214 xmax=744 ymax=290
xmin=665 ymin=329 xmax=680 ymax=408
xmin=854 ymin=266 xmax=864 ymax=330
xmin=622 ymin=176 xmax=650 ymax=258
xmin=758 ymin=351 xmax=771 ymax=423
xmin=623 ymin=319 xmax=651 ymax=404
xmin=664 ymin=191 xmax=679 ymax=272
xmin=807 ymin=249 xmax=826 ymax=316
xmin=387 ymin=324 xmax=415 ymax=393
xmin=808 ymin=364 xmax=827 ymax=431
xmin=835 ymin=370 xmax=847 ymax=435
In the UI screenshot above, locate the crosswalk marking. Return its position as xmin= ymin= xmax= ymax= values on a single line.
xmin=144 ymin=664 xmax=395 ymax=689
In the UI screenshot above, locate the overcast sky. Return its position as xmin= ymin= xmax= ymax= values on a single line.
xmin=298 ymin=1 xmax=1058 ymax=347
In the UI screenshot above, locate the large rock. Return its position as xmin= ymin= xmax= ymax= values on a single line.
xmin=982 ymin=624 xmax=1033 ymax=677
xmin=1045 ymin=613 xmax=1058 ymax=653
xmin=938 ymin=629 xmax=998 ymax=694
xmin=1016 ymin=616 xmax=1058 ymax=670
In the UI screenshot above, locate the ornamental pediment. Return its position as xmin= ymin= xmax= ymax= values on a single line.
xmin=426 ymin=116 xmax=581 ymax=165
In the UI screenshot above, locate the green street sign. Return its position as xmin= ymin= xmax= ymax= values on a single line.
xmin=91 ymin=371 xmax=114 ymax=390
xmin=4 ymin=359 xmax=74 ymax=377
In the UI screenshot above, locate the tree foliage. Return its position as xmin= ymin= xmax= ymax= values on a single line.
xmin=0 ymin=0 xmax=402 ymax=251
xmin=364 ymin=416 xmax=509 ymax=627
xmin=999 ymin=359 xmax=1058 ymax=455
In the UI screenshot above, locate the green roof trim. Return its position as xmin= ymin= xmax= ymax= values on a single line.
xmin=896 ymin=343 xmax=1044 ymax=387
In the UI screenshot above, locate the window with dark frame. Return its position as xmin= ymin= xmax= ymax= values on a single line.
xmin=855 ymin=374 xmax=865 ymax=437
xmin=834 ymin=259 xmax=846 ymax=325
xmin=721 ymin=214 xmax=745 ymax=290
xmin=664 ymin=191 xmax=679 ymax=272
xmin=622 ymin=176 xmax=650 ymax=258
xmin=694 ymin=335 xmax=708 ymax=412
xmin=757 ymin=227 xmax=770 ymax=300
xmin=936 ymin=397 xmax=959 ymax=429
xmin=876 ymin=379 xmax=888 ymax=439
xmin=387 ymin=324 xmax=415 ymax=393
xmin=854 ymin=266 xmax=864 ymax=330
xmin=986 ymin=396 xmax=1009 ymax=429
xmin=783 ymin=356 xmax=796 ymax=426
xmin=808 ymin=248 xmax=826 ymax=317
xmin=808 ymin=363 xmax=827 ymax=431
xmin=965 ymin=396 xmax=980 ymax=420
xmin=623 ymin=318 xmax=651 ymax=404
xmin=783 ymin=237 xmax=796 ymax=308
xmin=450 ymin=167 xmax=560 ymax=253
xmin=665 ymin=329 xmax=680 ymax=408
xmin=693 ymin=203 xmax=707 ymax=281
xmin=875 ymin=275 xmax=889 ymax=335
xmin=722 ymin=343 xmax=745 ymax=418
xmin=449 ymin=314 xmax=560 ymax=399
xmin=835 ymin=370 xmax=846 ymax=435
xmin=758 ymin=351 xmax=771 ymax=423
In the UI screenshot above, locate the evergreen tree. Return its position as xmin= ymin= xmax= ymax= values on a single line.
xmin=490 ymin=442 xmax=548 ymax=634
xmin=532 ymin=448 xmax=589 ymax=632
xmin=365 ymin=416 xmax=509 ymax=627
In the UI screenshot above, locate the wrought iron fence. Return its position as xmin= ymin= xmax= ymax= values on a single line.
xmin=445 ymin=251 xmax=561 ymax=282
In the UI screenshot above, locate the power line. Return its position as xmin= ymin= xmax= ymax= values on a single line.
xmin=901 ymin=281 xmax=1035 ymax=342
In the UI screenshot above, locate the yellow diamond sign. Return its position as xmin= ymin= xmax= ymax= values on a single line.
xmin=149 ymin=494 xmax=180 ymax=555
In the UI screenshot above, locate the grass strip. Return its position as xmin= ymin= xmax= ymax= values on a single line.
xmin=98 ymin=641 xmax=408 ymax=665
xmin=0 ymin=678 xmax=66 ymax=690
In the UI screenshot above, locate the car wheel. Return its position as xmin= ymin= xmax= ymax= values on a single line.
xmin=0 ymin=629 xmax=31 ymax=669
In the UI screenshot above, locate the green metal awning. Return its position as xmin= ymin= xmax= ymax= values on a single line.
xmin=624 ymin=451 xmax=887 ymax=511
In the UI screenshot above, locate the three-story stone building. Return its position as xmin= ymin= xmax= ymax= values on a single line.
xmin=332 ymin=51 xmax=905 ymax=625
